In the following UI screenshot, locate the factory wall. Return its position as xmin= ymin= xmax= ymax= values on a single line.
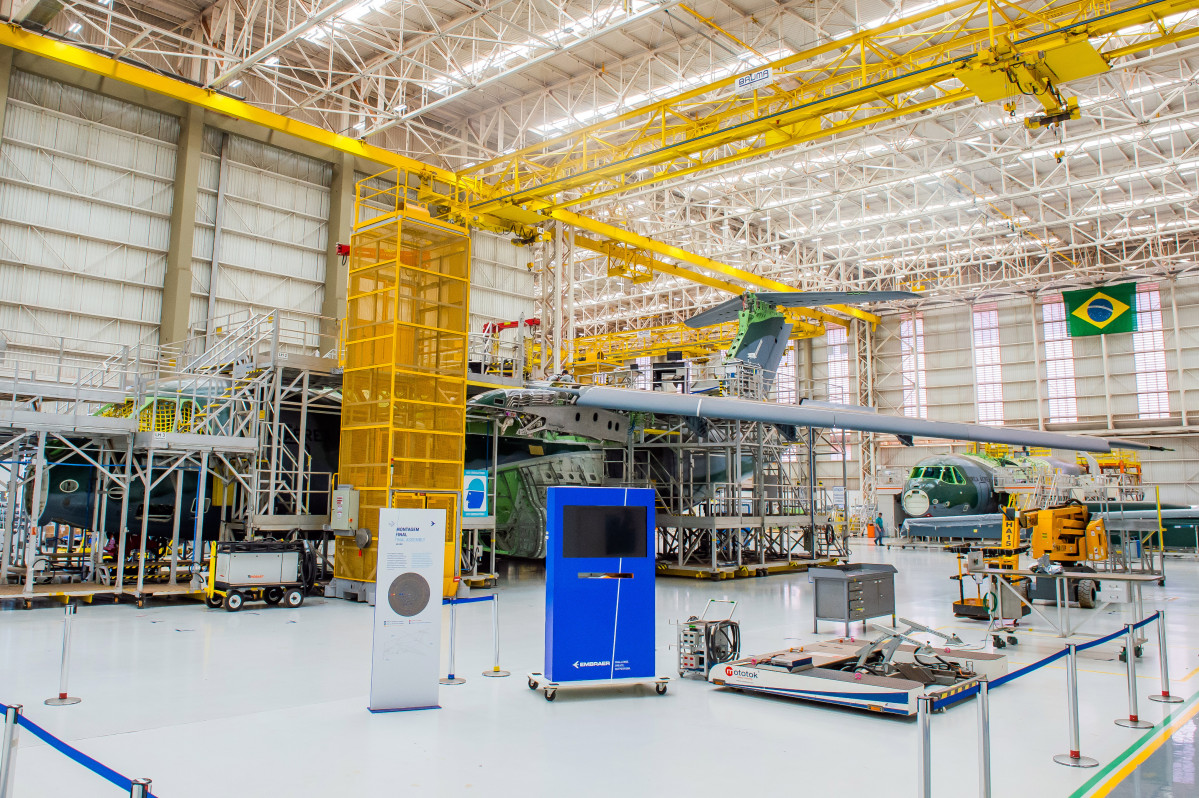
xmin=0 ymin=68 xmax=178 ymax=354
xmin=0 ymin=52 xmax=530 ymax=366
xmin=189 ymin=128 xmax=332 ymax=341
xmin=861 ymin=276 xmax=1199 ymax=507
xmin=469 ymin=230 xmax=535 ymax=329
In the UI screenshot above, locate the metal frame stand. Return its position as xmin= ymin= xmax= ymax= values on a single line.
xmin=482 ymin=594 xmax=510 ymax=678
xmin=440 ymin=600 xmax=466 ymax=685
xmin=977 ymin=677 xmax=991 ymax=798
xmin=44 ymin=605 xmax=81 ymax=706
xmin=1054 ymin=645 xmax=1099 ymax=767
xmin=0 ymin=705 xmax=20 ymax=798
xmin=917 ymin=694 xmax=932 ymax=798
xmin=1148 ymin=609 xmax=1183 ymax=703
xmin=1115 ymin=624 xmax=1154 ymax=728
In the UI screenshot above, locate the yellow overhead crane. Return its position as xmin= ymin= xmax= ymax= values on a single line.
xmin=568 ymin=310 xmax=825 ymax=377
xmin=464 ymin=0 xmax=1199 ymax=214
xmin=3 ymin=0 xmax=1197 ymax=315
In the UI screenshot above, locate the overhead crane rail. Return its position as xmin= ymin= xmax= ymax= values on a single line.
xmin=3 ymin=1 xmax=1196 ymax=317
xmin=463 ymin=0 xmax=1199 ymax=212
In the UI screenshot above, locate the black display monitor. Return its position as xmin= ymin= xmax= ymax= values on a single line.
xmin=561 ymin=505 xmax=648 ymax=559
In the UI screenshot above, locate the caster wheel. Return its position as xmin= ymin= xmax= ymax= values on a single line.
xmin=284 ymin=588 xmax=304 ymax=608
xmin=23 ymin=600 xmax=31 ymax=610
xmin=528 ymin=679 xmax=538 ymax=690
xmin=1007 ymin=636 xmax=1018 ymax=646
xmin=1135 ymin=645 xmax=1144 ymax=659
xmin=1118 ymin=647 xmax=1127 ymax=663
xmin=137 ymin=599 xmax=145 ymax=609
xmin=656 ymin=683 xmax=668 ymax=695
xmin=992 ymin=635 xmax=1006 ymax=649
xmin=263 ymin=587 xmax=284 ymax=605
xmin=224 ymin=591 xmax=244 ymax=612
xmin=544 ymin=689 xmax=557 ymax=702
xmin=204 ymin=594 xmax=223 ymax=609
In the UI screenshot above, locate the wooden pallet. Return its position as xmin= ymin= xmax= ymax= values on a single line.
xmin=0 ymin=581 xmax=202 ymax=608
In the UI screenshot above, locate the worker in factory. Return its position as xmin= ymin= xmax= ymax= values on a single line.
xmin=874 ymin=512 xmax=886 ymax=546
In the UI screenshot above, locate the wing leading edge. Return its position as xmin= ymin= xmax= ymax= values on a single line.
xmin=574 ymin=386 xmax=1160 ymax=453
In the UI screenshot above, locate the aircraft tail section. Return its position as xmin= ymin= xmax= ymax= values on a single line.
xmin=729 ymin=317 xmax=792 ymax=389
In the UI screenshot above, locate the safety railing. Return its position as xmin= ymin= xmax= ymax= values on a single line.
xmin=467 ymin=333 xmax=525 ymax=380
xmin=440 ymin=595 xmax=510 ymax=684
xmin=0 ymin=702 xmax=154 ymax=797
xmin=918 ymin=610 xmax=1181 ymax=796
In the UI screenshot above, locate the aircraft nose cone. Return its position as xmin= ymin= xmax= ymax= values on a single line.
xmin=902 ymin=488 xmax=931 ymax=517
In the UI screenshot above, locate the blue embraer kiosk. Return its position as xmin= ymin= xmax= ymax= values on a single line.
xmin=528 ymin=486 xmax=669 ymax=701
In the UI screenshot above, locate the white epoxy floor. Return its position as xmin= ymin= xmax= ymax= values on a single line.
xmin=1 ymin=544 xmax=1196 ymax=797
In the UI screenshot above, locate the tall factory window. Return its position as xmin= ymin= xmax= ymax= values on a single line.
xmin=900 ymin=313 xmax=928 ymax=419
xmin=634 ymin=356 xmax=651 ymax=391
xmin=1133 ymin=285 xmax=1170 ymax=419
xmin=1041 ymin=299 xmax=1078 ymax=424
xmin=774 ymin=347 xmax=797 ymax=404
xmin=826 ymin=326 xmax=850 ymax=405
xmin=825 ymin=326 xmax=852 ymax=461
xmin=972 ymin=305 xmax=1004 ymax=425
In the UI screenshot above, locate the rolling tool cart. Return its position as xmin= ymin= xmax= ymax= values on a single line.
xmin=677 ymin=599 xmax=740 ymax=679
xmin=205 ymin=540 xmax=315 ymax=611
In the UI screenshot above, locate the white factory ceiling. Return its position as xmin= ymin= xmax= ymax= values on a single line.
xmin=14 ymin=0 xmax=1199 ymax=334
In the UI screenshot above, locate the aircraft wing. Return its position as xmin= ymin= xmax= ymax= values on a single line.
xmin=574 ymin=386 xmax=1160 ymax=453
xmin=684 ymin=290 xmax=922 ymax=329
xmin=683 ymin=297 xmax=745 ymax=328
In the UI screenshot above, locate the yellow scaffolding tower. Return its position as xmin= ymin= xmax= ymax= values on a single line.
xmin=337 ymin=171 xmax=471 ymax=598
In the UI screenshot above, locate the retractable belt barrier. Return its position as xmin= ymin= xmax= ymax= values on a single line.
xmin=0 ymin=702 xmax=154 ymax=797
xmin=919 ymin=611 xmax=1181 ymax=796
xmin=933 ymin=613 xmax=1159 ymax=711
xmin=441 ymin=594 xmax=511 ymax=685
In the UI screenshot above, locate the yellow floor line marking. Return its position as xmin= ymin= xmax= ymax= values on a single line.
xmin=1087 ymin=696 xmax=1199 ymax=798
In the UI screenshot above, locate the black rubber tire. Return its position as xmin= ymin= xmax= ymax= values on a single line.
xmin=204 ymin=594 xmax=223 ymax=609
xmin=1076 ymin=579 xmax=1097 ymax=609
xmin=224 ymin=591 xmax=244 ymax=612
xmin=544 ymin=689 xmax=557 ymax=702
xmin=284 ymin=588 xmax=304 ymax=608
xmin=528 ymin=679 xmax=538 ymax=690
xmin=264 ymin=587 xmax=284 ymax=605
xmin=656 ymin=683 xmax=668 ymax=695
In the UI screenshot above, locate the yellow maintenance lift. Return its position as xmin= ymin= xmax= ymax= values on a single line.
xmin=334 ymin=173 xmax=470 ymax=601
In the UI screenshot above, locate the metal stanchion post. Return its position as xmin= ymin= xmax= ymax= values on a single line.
xmin=0 ymin=704 xmax=22 ymax=798
xmin=45 ymin=604 xmax=81 ymax=706
xmin=1116 ymin=624 xmax=1153 ymax=728
xmin=977 ymin=677 xmax=991 ymax=798
xmin=440 ymin=600 xmax=465 ymax=685
xmin=1054 ymin=645 xmax=1099 ymax=767
xmin=482 ymin=595 xmax=510 ymax=678
xmin=129 ymin=777 xmax=151 ymax=797
xmin=917 ymin=694 xmax=932 ymax=798
xmin=1149 ymin=610 xmax=1183 ymax=704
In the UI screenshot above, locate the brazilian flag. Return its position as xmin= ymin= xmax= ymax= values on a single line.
xmin=1062 ymin=283 xmax=1137 ymax=337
